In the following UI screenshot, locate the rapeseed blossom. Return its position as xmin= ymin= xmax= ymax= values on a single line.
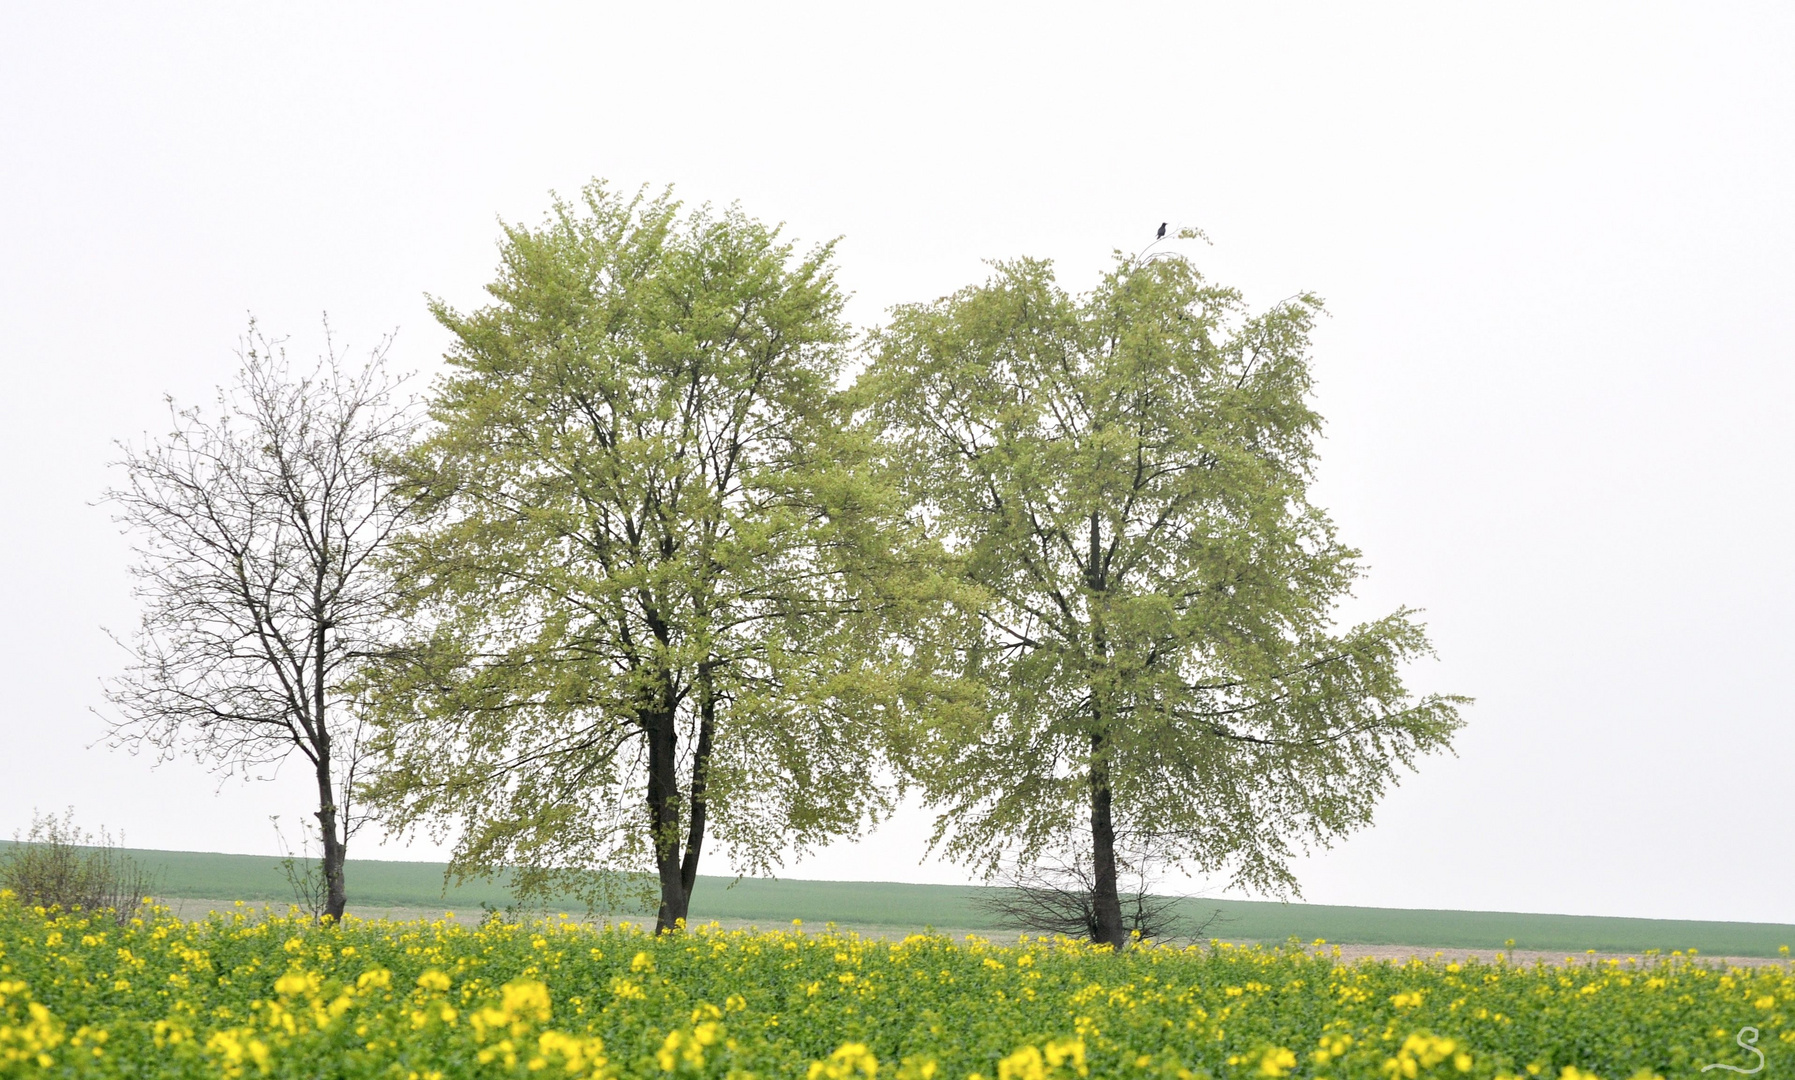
xmin=0 ymin=891 xmax=1789 ymax=1078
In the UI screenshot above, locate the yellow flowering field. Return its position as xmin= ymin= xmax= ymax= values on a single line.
xmin=2 ymin=891 xmax=1790 ymax=1080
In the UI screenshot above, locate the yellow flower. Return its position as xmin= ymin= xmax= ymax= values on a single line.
xmin=273 ymin=971 xmax=318 ymax=998
xmin=1045 ymin=1038 xmax=1087 ymax=1076
xmin=356 ymin=967 xmax=393 ymax=991
xmin=659 ymin=1028 xmax=706 ymax=1072
xmin=993 ymin=1038 xmax=1086 ymax=1080
xmin=204 ymin=1027 xmax=270 ymax=1078
xmin=500 ymin=978 xmax=552 ymax=1024
xmin=999 ymin=1046 xmax=1047 ymax=1080
xmin=811 ymin=1041 xmax=879 ymax=1080
xmin=415 ymin=969 xmax=452 ymax=993
xmin=1382 ymin=1034 xmax=1467 ymax=1079
xmin=538 ymin=1030 xmax=608 ymax=1075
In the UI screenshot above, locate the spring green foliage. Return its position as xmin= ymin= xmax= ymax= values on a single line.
xmin=363 ymin=184 xmax=925 ymax=930
xmin=4 ymin=895 xmax=1791 ymax=1078
xmin=858 ymin=252 xmax=1466 ymax=943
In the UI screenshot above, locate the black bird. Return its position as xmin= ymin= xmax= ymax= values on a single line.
xmin=1156 ymin=222 xmax=1167 ymax=239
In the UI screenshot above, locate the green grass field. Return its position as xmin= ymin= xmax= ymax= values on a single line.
xmin=15 ymin=844 xmax=1785 ymax=958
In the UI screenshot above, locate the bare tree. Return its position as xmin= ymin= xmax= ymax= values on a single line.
xmin=101 ymin=322 xmax=417 ymax=921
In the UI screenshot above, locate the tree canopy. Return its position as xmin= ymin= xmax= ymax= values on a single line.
xmin=364 ymin=185 xmax=925 ymax=929
xmin=857 ymin=251 xmax=1466 ymax=947
xmin=110 ymin=180 xmax=1468 ymax=937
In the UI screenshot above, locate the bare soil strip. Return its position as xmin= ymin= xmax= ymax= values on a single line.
xmin=1315 ymin=942 xmax=1784 ymax=969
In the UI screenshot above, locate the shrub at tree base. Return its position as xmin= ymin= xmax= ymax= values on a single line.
xmin=1 ymin=891 xmax=1789 ymax=1079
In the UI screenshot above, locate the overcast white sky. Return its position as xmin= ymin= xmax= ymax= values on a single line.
xmin=3 ymin=3 xmax=1791 ymax=925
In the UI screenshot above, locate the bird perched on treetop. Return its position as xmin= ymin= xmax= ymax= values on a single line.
xmin=1157 ymin=222 xmax=1167 ymax=239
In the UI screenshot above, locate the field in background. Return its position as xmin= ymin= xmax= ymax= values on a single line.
xmin=26 ymin=844 xmax=1782 ymax=958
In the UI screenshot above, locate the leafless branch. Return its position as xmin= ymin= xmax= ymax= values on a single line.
xmin=98 ymin=318 xmax=419 ymax=919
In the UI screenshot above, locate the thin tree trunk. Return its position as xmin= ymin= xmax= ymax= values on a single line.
xmin=1088 ymin=730 xmax=1126 ymax=950
xmin=314 ymin=751 xmax=348 ymax=922
xmin=313 ymin=609 xmax=347 ymax=922
xmin=678 ymin=664 xmax=717 ymax=909
xmin=645 ymin=696 xmax=688 ymax=933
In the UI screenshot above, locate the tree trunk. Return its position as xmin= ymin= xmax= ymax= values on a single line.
xmin=314 ymin=753 xmax=348 ymax=922
xmin=313 ymin=613 xmax=346 ymax=922
xmin=678 ymin=665 xmax=718 ymax=913
xmin=1088 ymin=731 xmax=1126 ymax=950
xmin=1085 ymin=520 xmax=1126 ymax=951
xmin=645 ymin=697 xmax=689 ymax=933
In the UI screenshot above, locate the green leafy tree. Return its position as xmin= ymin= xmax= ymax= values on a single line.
xmin=364 ymin=185 xmax=922 ymax=930
xmin=857 ymin=248 xmax=1467 ymax=949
